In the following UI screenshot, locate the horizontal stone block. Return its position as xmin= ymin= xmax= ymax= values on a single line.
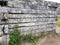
xmin=8 ymin=18 xmax=56 ymax=23
xmin=0 ymin=7 xmax=56 ymax=14
xmin=8 ymin=8 xmax=56 ymax=14
xmin=9 ymin=26 xmax=56 ymax=32
xmin=8 ymin=14 xmax=56 ymax=18
xmin=8 ymin=23 xmax=56 ymax=29
xmin=0 ymin=20 xmax=56 ymax=25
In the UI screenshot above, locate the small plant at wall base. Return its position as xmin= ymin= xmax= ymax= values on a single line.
xmin=9 ymin=25 xmax=40 ymax=45
xmin=40 ymin=32 xmax=46 ymax=38
xmin=21 ymin=32 xmax=39 ymax=43
xmin=9 ymin=25 xmax=21 ymax=45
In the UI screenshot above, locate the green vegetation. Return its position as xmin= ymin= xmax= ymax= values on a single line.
xmin=9 ymin=25 xmax=21 ymax=45
xmin=57 ymin=17 xmax=60 ymax=27
xmin=39 ymin=32 xmax=46 ymax=38
xmin=21 ymin=33 xmax=39 ymax=43
xmin=9 ymin=25 xmax=47 ymax=45
xmin=0 ymin=34 xmax=2 ymax=37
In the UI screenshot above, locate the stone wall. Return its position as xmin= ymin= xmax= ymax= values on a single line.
xmin=0 ymin=13 xmax=56 ymax=45
xmin=0 ymin=0 xmax=58 ymax=34
xmin=0 ymin=0 xmax=59 ymax=44
xmin=0 ymin=13 xmax=56 ymax=35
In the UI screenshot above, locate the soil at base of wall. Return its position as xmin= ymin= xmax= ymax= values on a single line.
xmin=22 ymin=30 xmax=60 ymax=45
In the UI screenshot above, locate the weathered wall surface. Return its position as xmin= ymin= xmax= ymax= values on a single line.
xmin=0 ymin=0 xmax=60 ymax=44
xmin=0 ymin=0 xmax=60 ymax=13
xmin=0 ymin=13 xmax=57 ymax=44
xmin=0 ymin=13 xmax=56 ymax=35
xmin=0 ymin=0 xmax=59 ymax=34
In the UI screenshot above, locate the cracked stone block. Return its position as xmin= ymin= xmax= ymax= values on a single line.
xmin=2 ymin=25 xmax=9 ymax=34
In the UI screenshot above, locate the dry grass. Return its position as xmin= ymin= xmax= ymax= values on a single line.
xmin=21 ymin=31 xmax=60 ymax=45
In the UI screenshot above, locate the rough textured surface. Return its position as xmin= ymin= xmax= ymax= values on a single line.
xmin=0 ymin=0 xmax=60 ymax=44
xmin=0 ymin=14 xmax=56 ymax=34
xmin=0 ymin=0 xmax=60 ymax=13
xmin=0 ymin=0 xmax=58 ymax=33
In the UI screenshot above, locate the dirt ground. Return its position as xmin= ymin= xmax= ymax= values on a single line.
xmin=36 ymin=34 xmax=60 ymax=45
xmin=36 ymin=27 xmax=60 ymax=45
xmin=23 ymin=27 xmax=60 ymax=45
